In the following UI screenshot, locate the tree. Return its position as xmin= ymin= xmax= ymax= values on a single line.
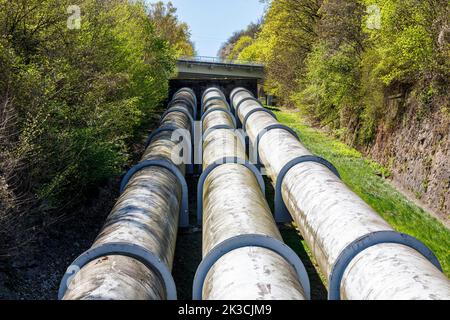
xmin=148 ymin=1 xmax=195 ymax=57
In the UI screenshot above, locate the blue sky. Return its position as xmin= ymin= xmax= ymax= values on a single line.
xmin=146 ymin=0 xmax=266 ymax=56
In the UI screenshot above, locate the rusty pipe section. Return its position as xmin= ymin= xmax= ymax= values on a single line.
xmin=59 ymin=88 xmax=196 ymax=300
xmin=231 ymin=87 xmax=450 ymax=300
xmin=195 ymin=88 xmax=309 ymax=300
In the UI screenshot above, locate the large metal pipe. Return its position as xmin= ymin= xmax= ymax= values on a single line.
xmin=194 ymin=88 xmax=309 ymax=300
xmin=231 ymin=87 xmax=450 ymax=300
xmin=59 ymin=88 xmax=196 ymax=300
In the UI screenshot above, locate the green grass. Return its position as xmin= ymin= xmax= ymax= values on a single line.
xmin=273 ymin=109 xmax=450 ymax=277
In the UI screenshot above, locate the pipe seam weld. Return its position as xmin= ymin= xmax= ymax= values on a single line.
xmin=196 ymin=157 xmax=265 ymax=225
xmin=120 ymin=159 xmax=189 ymax=227
xmin=58 ymin=242 xmax=177 ymax=300
xmin=275 ymin=155 xmax=341 ymax=223
xmin=254 ymin=124 xmax=300 ymax=166
xmin=192 ymin=234 xmax=311 ymax=300
xmin=328 ymin=230 xmax=443 ymax=300
xmin=201 ymin=107 xmax=237 ymax=128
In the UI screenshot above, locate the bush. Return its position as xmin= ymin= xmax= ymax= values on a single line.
xmin=0 ymin=0 xmax=176 ymax=212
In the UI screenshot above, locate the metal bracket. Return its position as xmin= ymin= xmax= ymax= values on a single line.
xmin=242 ymin=108 xmax=277 ymax=132
xmin=328 ymin=230 xmax=443 ymax=300
xmin=275 ymin=155 xmax=340 ymax=223
xmin=120 ymin=159 xmax=189 ymax=227
xmin=192 ymin=234 xmax=311 ymax=300
xmin=201 ymin=108 xmax=237 ymax=128
xmin=253 ymin=124 xmax=300 ymax=166
xmin=197 ymin=157 xmax=265 ymax=225
xmin=58 ymin=242 xmax=177 ymax=300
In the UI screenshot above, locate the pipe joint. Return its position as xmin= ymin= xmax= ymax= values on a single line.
xmin=328 ymin=231 xmax=443 ymax=300
xmin=120 ymin=159 xmax=189 ymax=227
xmin=59 ymin=242 xmax=177 ymax=300
xmin=275 ymin=155 xmax=340 ymax=223
xmin=197 ymin=157 xmax=265 ymax=225
xmin=242 ymin=108 xmax=277 ymax=132
xmin=192 ymin=234 xmax=311 ymax=300
xmin=201 ymin=107 xmax=237 ymax=128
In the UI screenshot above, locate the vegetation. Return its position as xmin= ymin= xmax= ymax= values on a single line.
xmin=275 ymin=109 xmax=450 ymax=277
xmin=0 ymin=0 xmax=192 ymax=259
xmin=230 ymin=0 xmax=449 ymax=145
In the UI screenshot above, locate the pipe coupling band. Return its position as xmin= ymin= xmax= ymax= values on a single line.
xmin=234 ymin=97 xmax=264 ymax=119
xmin=328 ymin=230 xmax=443 ymax=300
xmin=275 ymin=155 xmax=340 ymax=223
xmin=254 ymin=125 xmax=300 ymax=166
xmin=201 ymin=108 xmax=237 ymax=128
xmin=168 ymin=97 xmax=196 ymax=120
xmin=120 ymin=159 xmax=189 ymax=227
xmin=192 ymin=234 xmax=311 ymax=300
xmin=230 ymin=88 xmax=253 ymax=108
xmin=175 ymin=88 xmax=197 ymax=107
xmin=58 ymin=242 xmax=177 ymax=300
xmin=197 ymin=157 xmax=265 ymax=225
xmin=145 ymin=125 xmax=178 ymax=149
xmin=201 ymin=96 xmax=230 ymax=115
xmin=202 ymin=87 xmax=225 ymax=102
xmin=243 ymin=108 xmax=277 ymax=132
xmin=202 ymin=125 xmax=235 ymax=141
xmin=161 ymin=107 xmax=195 ymax=135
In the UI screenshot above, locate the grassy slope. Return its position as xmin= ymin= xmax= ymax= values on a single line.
xmin=273 ymin=109 xmax=450 ymax=278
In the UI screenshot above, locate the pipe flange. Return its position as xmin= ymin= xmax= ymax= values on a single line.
xmin=254 ymin=124 xmax=300 ymax=166
xmin=144 ymin=125 xmax=193 ymax=174
xmin=234 ymin=97 xmax=264 ymax=119
xmin=169 ymin=98 xmax=196 ymax=120
xmin=197 ymin=157 xmax=265 ymax=225
xmin=275 ymin=155 xmax=340 ymax=223
xmin=202 ymin=124 xmax=236 ymax=141
xmin=120 ymin=159 xmax=189 ymax=227
xmin=145 ymin=125 xmax=178 ymax=149
xmin=230 ymin=88 xmax=253 ymax=108
xmin=202 ymin=87 xmax=225 ymax=102
xmin=201 ymin=96 xmax=230 ymax=115
xmin=160 ymin=107 xmax=195 ymax=135
xmin=243 ymin=108 xmax=277 ymax=132
xmin=201 ymin=108 xmax=237 ymax=128
xmin=199 ymin=127 xmax=244 ymax=167
xmin=192 ymin=234 xmax=311 ymax=300
xmin=58 ymin=242 xmax=177 ymax=300
xmin=328 ymin=230 xmax=443 ymax=300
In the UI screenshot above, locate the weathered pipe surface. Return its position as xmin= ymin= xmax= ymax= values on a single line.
xmin=199 ymin=88 xmax=307 ymax=300
xmin=62 ymin=88 xmax=195 ymax=300
xmin=230 ymin=87 xmax=450 ymax=300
